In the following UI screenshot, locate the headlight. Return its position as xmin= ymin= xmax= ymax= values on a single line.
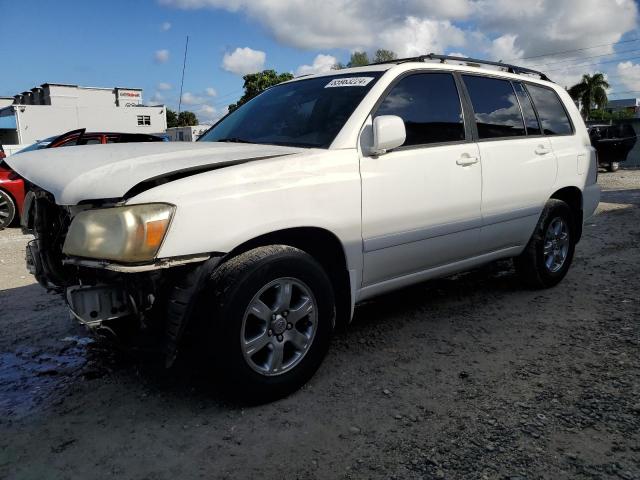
xmin=63 ymin=203 xmax=175 ymax=263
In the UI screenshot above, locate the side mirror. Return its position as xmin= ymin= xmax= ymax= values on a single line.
xmin=371 ymin=115 xmax=406 ymax=155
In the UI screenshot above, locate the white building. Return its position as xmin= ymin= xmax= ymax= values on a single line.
xmin=0 ymin=83 xmax=167 ymax=146
xmin=605 ymin=98 xmax=640 ymax=118
xmin=166 ymin=125 xmax=211 ymax=142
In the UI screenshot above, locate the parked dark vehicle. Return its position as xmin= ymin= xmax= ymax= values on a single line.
xmin=588 ymin=123 xmax=637 ymax=172
xmin=0 ymin=129 xmax=165 ymax=228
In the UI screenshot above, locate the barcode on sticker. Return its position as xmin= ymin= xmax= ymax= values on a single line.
xmin=325 ymin=77 xmax=374 ymax=88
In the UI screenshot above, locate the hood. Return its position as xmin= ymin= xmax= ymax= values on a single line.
xmin=7 ymin=142 xmax=304 ymax=205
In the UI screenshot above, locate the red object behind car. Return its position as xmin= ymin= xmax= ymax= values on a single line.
xmin=0 ymin=129 xmax=165 ymax=228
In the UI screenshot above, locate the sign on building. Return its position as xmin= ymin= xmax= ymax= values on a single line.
xmin=116 ymin=89 xmax=142 ymax=107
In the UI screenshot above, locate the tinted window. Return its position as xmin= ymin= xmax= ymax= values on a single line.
xmin=526 ymin=84 xmax=573 ymax=135
xmin=374 ymin=73 xmax=465 ymax=146
xmin=463 ymin=75 xmax=525 ymax=139
xmin=77 ymin=137 xmax=102 ymax=145
xmin=513 ymin=82 xmax=541 ymax=135
xmin=200 ymin=73 xmax=382 ymax=148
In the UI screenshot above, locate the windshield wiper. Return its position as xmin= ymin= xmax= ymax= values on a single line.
xmin=216 ymin=137 xmax=255 ymax=144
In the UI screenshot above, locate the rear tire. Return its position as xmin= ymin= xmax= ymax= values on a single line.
xmin=0 ymin=190 xmax=16 ymax=229
xmin=608 ymin=162 xmax=619 ymax=172
xmin=198 ymin=245 xmax=335 ymax=402
xmin=514 ymin=199 xmax=576 ymax=289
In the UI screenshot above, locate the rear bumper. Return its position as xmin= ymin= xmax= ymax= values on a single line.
xmin=583 ymin=183 xmax=600 ymax=220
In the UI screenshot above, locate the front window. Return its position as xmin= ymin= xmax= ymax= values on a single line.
xmin=200 ymin=73 xmax=383 ymax=148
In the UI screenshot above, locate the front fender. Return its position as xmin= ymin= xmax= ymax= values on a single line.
xmin=128 ymin=150 xmax=363 ymax=271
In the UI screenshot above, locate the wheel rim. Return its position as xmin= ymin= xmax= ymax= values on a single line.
xmin=543 ymin=217 xmax=570 ymax=273
xmin=0 ymin=195 xmax=13 ymax=228
xmin=240 ymin=277 xmax=317 ymax=376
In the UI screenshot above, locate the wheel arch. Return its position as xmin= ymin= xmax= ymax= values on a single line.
xmin=550 ymin=186 xmax=583 ymax=242
xmin=224 ymin=227 xmax=353 ymax=328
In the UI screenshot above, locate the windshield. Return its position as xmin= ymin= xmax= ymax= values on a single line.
xmin=199 ymin=72 xmax=383 ymax=148
xmin=16 ymin=137 xmax=55 ymax=154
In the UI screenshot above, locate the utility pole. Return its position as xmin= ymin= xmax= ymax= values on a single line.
xmin=177 ymin=35 xmax=189 ymax=119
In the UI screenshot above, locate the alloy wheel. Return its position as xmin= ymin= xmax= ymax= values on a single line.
xmin=240 ymin=277 xmax=317 ymax=376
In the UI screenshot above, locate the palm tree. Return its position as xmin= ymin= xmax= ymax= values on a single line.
xmin=568 ymin=73 xmax=610 ymax=120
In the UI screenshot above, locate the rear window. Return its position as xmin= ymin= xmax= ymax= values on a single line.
xmin=462 ymin=75 xmax=525 ymax=139
xmin=526 ymin=84 xmax=573 ymax=136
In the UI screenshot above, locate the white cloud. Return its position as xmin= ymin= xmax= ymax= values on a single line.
xmin=161 ymin=21 xmax=172 ymax=31
xmin=197 ymin=104 xmax=227 ymax=123
xmin=378 ymin=17 xmax=466 ymax=58
xmin=473 ymin=0 xmax=638 ymax=61
xmin=222 ymin=47 xmax=266 ymax=75
xmin=157 ymin=82 xmax=172 ymax=90
xmin=160 ymin=0 xmax=473 ymax=50
xmin=616 ymin=61 xmax=640 ymax=92
xmin=154 ymin=49 xmax=170 ymax=63
xmin=296 ymin=54 xmax=337 ymax=77
xmin=205 ymin=87 xmax=217 ymax=97
xmin=181 ymin=92 xmax=206 ymax=105
xmin=161 ymin=0 xmax=638 ymax=67
xmin=488 ymin=34 xmax=523 ymax=62
xmin=149 ymin=92 xmax=165 ymax=104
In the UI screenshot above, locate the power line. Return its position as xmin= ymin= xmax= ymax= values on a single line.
xmin=528 ymin=47 xmax=640 ymax=68
xmin=508 ymin=37 xmax=640 ymax=62
xmin=545 ymin=54 xmax=640 ymax=72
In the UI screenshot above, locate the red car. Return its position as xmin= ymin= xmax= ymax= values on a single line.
xmin=0 ymin=129 xmax=165 ymax=228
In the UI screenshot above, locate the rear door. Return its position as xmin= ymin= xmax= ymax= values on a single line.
xmin=461 ymin=75 xmax=557 ymax=252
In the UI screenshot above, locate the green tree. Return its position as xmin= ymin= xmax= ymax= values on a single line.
xmin=228 ymin=69 xmax=294 ymax=112
xmin=568 ymin=73 xmax=610 ymax=120
xmin=373 ymin=49 xmax=397 ymax=63
xmin=333 ymin=50 xmax=398 ymax=69
xmin=177 ymin=111 xmax=198 ymax=126
xmin=166 ymin=108 xmax=178 ymax=128
xmin=347 ymin=51 xmax=370 ymax=67
xmin=167 ymin=108 xmax=198 ymax=127
xmin=589 ymin=108 xmax=634 ymax=121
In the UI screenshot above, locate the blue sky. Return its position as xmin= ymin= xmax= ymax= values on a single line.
xmin=2 ymin=0 xmax=639 ymax=123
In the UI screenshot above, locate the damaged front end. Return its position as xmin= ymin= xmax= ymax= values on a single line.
xmin=23 ymin=190 xmax=219 ymax=364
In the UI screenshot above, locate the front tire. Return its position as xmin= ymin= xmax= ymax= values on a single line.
xmin=200 ymin=245 xmax=334 ymax=401
xmin=0 ymin=190 xmax=16 ymax=229
xmin=515 ymin=199 xmax=576 ymax=289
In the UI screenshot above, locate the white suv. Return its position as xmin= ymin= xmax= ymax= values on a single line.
xmin=11 ymin=55 xmax=600 ymax=400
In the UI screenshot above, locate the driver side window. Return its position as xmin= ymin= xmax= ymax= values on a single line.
xmin=374 ymin=73 xmax=465 ymax=147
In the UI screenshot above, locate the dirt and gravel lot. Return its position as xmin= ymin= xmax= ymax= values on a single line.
xmin=0 ymin=170 xmax=638 ymax=480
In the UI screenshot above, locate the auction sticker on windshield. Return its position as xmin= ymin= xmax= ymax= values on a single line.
xmin=325 ymin=77 xmax=375 ymax=88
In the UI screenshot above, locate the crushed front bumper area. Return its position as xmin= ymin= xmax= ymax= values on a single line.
xmin=66 ymin=284 xmax=135 ymax=327
xmin=23 ymin=189 xmax=225 ymax=365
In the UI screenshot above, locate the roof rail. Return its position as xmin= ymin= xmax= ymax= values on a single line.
xmin=372 ymin=53 xmax=552 ymax=82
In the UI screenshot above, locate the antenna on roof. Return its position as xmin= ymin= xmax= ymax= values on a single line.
xmin=177 ymin=35 xmax=189 ymax=117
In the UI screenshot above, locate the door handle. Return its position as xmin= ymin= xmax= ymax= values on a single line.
xmin=456 ymin=155 xmax=479 ymax=166
xmin=535 ymin=145 xmax=550 ymax=155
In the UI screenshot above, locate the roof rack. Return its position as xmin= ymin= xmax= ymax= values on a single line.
xmin=372 ymin=53 xmax=552 ymax=82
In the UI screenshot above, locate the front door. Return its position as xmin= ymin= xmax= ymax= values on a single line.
xmin=360 ymin=72 xmax=483 ymax=286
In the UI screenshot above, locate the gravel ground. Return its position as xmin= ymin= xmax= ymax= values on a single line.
xmin=0 ymin=170 xmax=638 ymax=480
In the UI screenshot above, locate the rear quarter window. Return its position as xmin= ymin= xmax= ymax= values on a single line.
xmin=526 ymin=84 xmax=573 ymax=136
